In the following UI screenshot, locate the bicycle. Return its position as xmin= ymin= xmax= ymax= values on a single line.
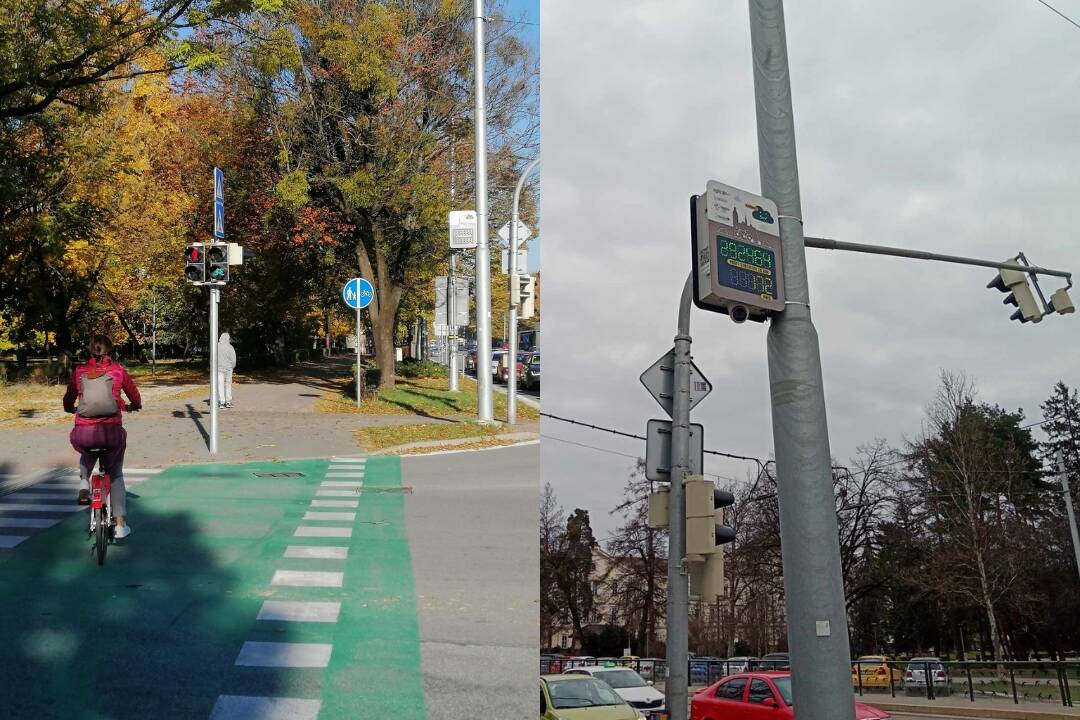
xmin=86 ymin=447 xmax=115 ymax=566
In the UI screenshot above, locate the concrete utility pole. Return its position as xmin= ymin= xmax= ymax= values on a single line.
xmin=1060 ymin=450 xmax=1080 ymax=580
xmin=507 ymin=156 xmax=539 ymax=425
xmin=665 ymin=272 xmax=694 ymax=720
xmin=749 ymin=2 xmax=854 ymax=719
xmin=473 ymin=0 xmax=493 ymax=423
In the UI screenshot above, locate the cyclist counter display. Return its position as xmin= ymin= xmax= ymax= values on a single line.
xmin=691 ymin=180 xmax=786 ymax=322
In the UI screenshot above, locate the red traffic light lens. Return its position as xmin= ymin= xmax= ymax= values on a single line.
xmin=186 ymin=247 xmax=202 ymax=262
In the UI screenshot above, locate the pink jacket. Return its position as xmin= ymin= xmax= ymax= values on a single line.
xmin=63 ymin=357 xmax=141 ymax=426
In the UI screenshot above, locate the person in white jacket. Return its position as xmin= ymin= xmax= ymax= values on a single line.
xmin=218 ymin=333 xmax=237 ymax=408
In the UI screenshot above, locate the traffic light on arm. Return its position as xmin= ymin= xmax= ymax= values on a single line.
xmin=185 ymin=243 xmax=205 ymax=284
xmin=987 ymin=266 xmax=1042 ymax=323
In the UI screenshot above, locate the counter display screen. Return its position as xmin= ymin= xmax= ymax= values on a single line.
xmin=715 ymin=235 xmax=777 ymax=300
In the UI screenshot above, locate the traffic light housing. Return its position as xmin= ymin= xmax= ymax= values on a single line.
xmin=987 ymin=266 xmax=1042 ymax=323
xmin=685 ymin=476 xmax=736 ymax=555
xmin=185 ymin=243 xmax=206 ymax=284
xmin=521 ymin=275 xmax=536 ymax=320
xmin=207 ymin=243 xmax=229 ymax=283
xmin=1048 ymin=287 xmax=1075 ymax=315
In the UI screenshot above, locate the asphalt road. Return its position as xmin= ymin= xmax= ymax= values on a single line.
xmin=403 ymin=442 xmax=539 ymax=720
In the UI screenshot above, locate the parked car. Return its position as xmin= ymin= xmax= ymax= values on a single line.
xmin=497 ymin=351 xmax=531 ymax=383
xmin=490 ymin=349 xmax=508 ymax=378
xmin=723 ymin=656 xmax=757 ymax=674
xmin=691 ymin=672 xmax=891 ymax=720
xmin=540 ymin=674 xmax=642 ymax=720
xmin=755 ymin=652 xmax=790 ymax=670
xmin=617 ymin=655 xmax=640 ymax=667
xmin=904 ymin=657 xmax=950 ymax=696
xmin=852 ymin=655 xmax=903 ymax=689
xmin=564 ymin=665 xmax=665 ymax=716
xmin=521 ymin=351 xmax=539 ymax=390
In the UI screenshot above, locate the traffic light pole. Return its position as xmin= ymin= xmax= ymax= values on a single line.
xmin=750 ymin=3 xmax=854 ymax=719
xmin=449 ymin=253 xmax=459 ymax=393
xmin=473 ymin=0 xmax=493 ymax=424
xmin=665 ymin=272 xmax=694 ymax=720
xmin=1060 ymin=450 xmax=1080 ymax=581
xmin=507 ymin=156 xmax=539 ymax=425
xmin=209 ymin=286 xmax=219 ymax=455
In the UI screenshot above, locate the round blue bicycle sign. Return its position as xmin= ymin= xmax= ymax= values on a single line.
xmin=342 ymin=277 xmax=374 ymax=310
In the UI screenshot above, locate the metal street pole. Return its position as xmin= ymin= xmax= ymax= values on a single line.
xmin=750 ymin=2 xmax=854 ymax=719
xmin=209 ymin=286 xmax=219 ymax=455
xmin=151 ymin=292 xmax=157 ymax=377
xmin=449 ymin=254 xmax=460 ymax=392
xmin=473 ymin=0 xmax=493 ymax=423
xmin=362 ymin=310 xmax=367 ymax=410
xmin=665 ymin=272 xmax=694 ymax=720
xmin=1059 ymin=450 xmax=1080 ymax=580
xmin=507 ymin=156 xmax=539 ymax=425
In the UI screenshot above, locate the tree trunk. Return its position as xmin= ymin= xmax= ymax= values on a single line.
xmin=356 ymin=222 xmax=403 ymax=391
xmin=373 ymin=309 xmax=396 ymax=392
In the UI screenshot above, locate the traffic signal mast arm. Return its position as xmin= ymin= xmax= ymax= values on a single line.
xmin=804 ymin=236 xmax=1072 ymax=293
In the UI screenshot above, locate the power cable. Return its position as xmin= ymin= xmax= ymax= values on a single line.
xmin=1034 ymin=0 xmax=1080 ymax=31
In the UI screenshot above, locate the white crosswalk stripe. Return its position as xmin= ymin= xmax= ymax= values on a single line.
xmin=0 ymin=466 xmax=163 ymax=554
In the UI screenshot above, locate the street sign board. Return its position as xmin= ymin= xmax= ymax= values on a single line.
xmin=501 ymin=248 xmax=528 ymax=274
xmin=449 ymin=210 xmax=478 ymax=249
xmin=342 ymin=277 xmax=374 ymax=310
xmin=435 ymin=276 xmax=469 ymax=327
xmin=690 ymin=180 xmax=785 ymax=321
xmin=639 ymin=349 xmax=712 ymax=418
xmin=497 ymin=220 xmax=532 ymax=244
xmin=214 ymin=167 xmax=225 ymax=239
xmin=645 ymin=419 xmax=704 ymax=481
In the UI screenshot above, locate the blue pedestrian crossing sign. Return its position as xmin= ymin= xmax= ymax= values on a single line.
xmin=213 ymin=167 xmax=225 ymax=239
xmin=343 ymin=277 xmax=374 ymax=310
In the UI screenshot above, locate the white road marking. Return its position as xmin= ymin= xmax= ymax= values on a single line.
xmin=302 ymin=511 xmax=356 ymax=522
xmin=283 ymin=545 xmax=348 ymax=560
xmin=0 ymin=504 xmax=85 ymax=513
xmin=209 ymin=695 xmax=321 ymax=720
xmin=256 ymin=601 xmax=340 ymax=623
xmin=270 ymin=569 xmax=344 ymax=587
xmin=323 ymin=472 xmax=364 ymax=478
xmin=319 ymin=481 xmax=364 ymax=488
xmin=0 ymin=518 xmax=61 ymax=529
xmin=234 ymin=641 xmax=333 ymax=667
xmin=315 ymin=489 xmax=361 ymax=497
xmin=309 ymin=499 xmax=358 ymax=508
xmin=4 ymin=494 xmax=79 ymax=502
xmin=293 ymin=526 xmax=352 ymax=538
xmin=0 ymin=535 xmax=29 ymax=548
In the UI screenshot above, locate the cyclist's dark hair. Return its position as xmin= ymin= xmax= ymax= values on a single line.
xmin=89 ymin=335 xmax=113 ymax=360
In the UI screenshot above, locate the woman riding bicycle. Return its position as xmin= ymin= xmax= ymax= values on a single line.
xmin=62 ymin=335 xmax=141 ymax=539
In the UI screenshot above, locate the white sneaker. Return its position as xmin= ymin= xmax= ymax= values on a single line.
xmin=114 ymin=524 xmax=132 ymax=540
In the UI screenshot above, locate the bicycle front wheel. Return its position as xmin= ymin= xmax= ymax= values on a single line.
xmin=95 ymin=508 xmax=107 ymax=566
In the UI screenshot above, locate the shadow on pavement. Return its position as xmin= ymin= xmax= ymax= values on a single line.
xmin=0 ymin=491 xmax=305 ymax=718
xmin=177 ymin=403 xmax=211 ymax=449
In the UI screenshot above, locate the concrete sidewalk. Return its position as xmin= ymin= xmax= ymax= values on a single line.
xmin=868 ymin=694 xmax=1080 ymax=720
xmin=0 ymin=357 xmax=538 ymax=481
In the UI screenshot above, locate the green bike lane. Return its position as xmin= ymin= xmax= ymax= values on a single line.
xmin=0 ymin=456 xmax=426 ymax=720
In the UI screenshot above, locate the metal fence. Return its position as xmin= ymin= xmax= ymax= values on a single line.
xmin=539 ymin=656 xmax=1077 ymax=708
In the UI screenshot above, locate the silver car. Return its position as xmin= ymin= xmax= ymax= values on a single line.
xmin=904 ymin=657 xmax=950 ymax=696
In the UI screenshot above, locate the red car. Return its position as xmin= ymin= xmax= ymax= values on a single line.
xmin=691 ymin=672 xmax=890 ymax=720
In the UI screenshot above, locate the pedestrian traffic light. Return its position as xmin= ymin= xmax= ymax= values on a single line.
xmin=521 ymin=275 xmax=536 ymax=320
xmin=207 ymin=243 xmax=229 ymax=283
xmin=185 ymin=243 xmax=205 ymax=284
xmin=987 ymin=266 xmax=1042 ymax=323
xmin=685 ymin=476 xmax=736 ymax=556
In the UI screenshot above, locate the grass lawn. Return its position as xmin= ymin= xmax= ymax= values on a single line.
xmin=0 ymin=383 xmax=62 ymax=423
xmin=356 ymin=421 xmax=510 ymax=451
xmin=317 ymin=375 xmax=539 ymax=421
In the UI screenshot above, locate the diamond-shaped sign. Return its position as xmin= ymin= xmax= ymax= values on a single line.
xmin=497 ymin=220 xmax=531 ymax=244
xmin=639 ymin=349 xmax=711 ymax=418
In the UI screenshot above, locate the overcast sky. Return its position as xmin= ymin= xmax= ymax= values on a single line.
xmin=539 ymin=0 xmax=1080 ymax=540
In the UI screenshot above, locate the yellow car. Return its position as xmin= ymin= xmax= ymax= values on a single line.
xmin=852 ymin=656 xmax=903 ymax=689
xmin=618 ymin=655 xmax=640 ymax=667
xmin=541 ymin=674 xmax=643 ymax=719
